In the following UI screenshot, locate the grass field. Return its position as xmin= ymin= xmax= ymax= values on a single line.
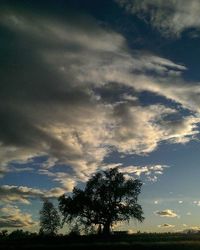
xmin=2 ymin=234 xmax=200 ymax=249
xmin=3 ymin=241 xmax=200 ymax=250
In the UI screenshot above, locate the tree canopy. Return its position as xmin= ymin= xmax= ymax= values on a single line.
xmin=59 ymin=167 xmax=144 ymax=235
xmin=39 ymin=199 xmax=60 ymax=235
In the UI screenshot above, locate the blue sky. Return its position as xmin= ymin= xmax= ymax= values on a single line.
xmin=1 ymin=0 xmax=200 ymax=233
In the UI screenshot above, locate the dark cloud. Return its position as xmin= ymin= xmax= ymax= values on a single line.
xmin=0 ymin=2 xmax=199 ymax=184
xmin=158 ymin=223 xmax=175 ymax=228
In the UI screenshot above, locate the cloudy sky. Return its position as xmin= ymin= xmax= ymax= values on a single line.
xmin=1 ymin=0 xmax=200 ymax=233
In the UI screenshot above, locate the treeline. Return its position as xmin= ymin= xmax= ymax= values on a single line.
xmin=1 ymin=229 xmax=200 ymax=241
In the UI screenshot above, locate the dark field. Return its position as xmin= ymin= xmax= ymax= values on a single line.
xmin=2 ymin=234 xmax=200 ymax=250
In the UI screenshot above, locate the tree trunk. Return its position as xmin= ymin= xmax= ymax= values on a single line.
xmin=102 ymin=222 xmax=111 ymax=236
xmin=97 ymin=224 xmax=102 ymax=235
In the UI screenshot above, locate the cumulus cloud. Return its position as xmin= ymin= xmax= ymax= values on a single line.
xmin=116 ymin=0 xmax=200 ymax=37
xmin=0 ymin=185 xmax=65 ymax=204
xmin=0 ymin=5 xmax=199 ymax=188
xmin=0 ymin=205 xmax=36 ymax=228
xmin=155 ymin=209 xmax=178 ymax=218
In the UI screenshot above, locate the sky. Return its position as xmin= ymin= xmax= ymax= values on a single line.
xmin=1 ymin=0 xmax=200 ymax=233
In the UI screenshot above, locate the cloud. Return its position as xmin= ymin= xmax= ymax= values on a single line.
xmin=118 ymin=164 xmax=169 ymax=182
xmin=182 ymin=227 xmax=200 ymax=233
xmin=155 ymin=209 xmax=178 ymax=218
xmin=193 ymin=201 xmax=200 ymax=206
xmin=0 ymin=164 xmax=33 ymax=179
xmin=0 ymin=166 xmax=9 ymax=178
xmin=38 ymin=169 xmax=76 ymax=191
xmin=158 ymin=223 xmax=175 ymax=228
xmin=0 ymin=1 xmax=199 ymax=233
xmin=0 ymin=185 xmax=65 ymax=204
xmin=0 ymin=205 xmax=36 ymax=228
xmin=116 ymin=0 xmax=200 ymax=37
xmin=0 ymin=6 xmax=199 ymax=187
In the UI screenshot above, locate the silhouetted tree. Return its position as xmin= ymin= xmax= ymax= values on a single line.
xmin=39 ymin=199 xmax=60 ymax=235
xmin=0 ymin=230 xmax=8 ymax=238
xmin=59 ymin=167 xmax=144 ymax=236
xmin=8 ymin=230 xmax=30 ymax=239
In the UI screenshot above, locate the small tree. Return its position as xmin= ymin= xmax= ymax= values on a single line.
xmin=39 ymin=199 xmax=60 ymax=235
xmin=59 ymin=167 xmax=144 ymax=235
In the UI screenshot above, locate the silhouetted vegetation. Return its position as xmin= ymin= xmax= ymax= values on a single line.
xmin=39 ymin=199 xmax=61 ymax=235
xmin=59 ymin=167 xmax=144 ymax=236
xmin=2 ymin=231 xmax=200 ymax=249
xmin=3 ymin=168 xmax=200 ymax=249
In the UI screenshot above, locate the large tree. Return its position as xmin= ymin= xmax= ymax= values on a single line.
xmin=59 ymin=167 xmax=144 ymax=235
xmin=39 ymin=199 xmax=60 ymax=235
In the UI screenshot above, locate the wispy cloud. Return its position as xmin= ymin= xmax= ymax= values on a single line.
xmin=38 ymin=170 xmax=76 ymax=191
xmin=0 ymin=185 xmax=65 ymax=204
xmin=116 ymin=0 xmax=200 ymax=38
xmin=0 ymin=205 xmax=37 ymax=228
xmin=118 ymin=164 xmax=169 ymax=182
